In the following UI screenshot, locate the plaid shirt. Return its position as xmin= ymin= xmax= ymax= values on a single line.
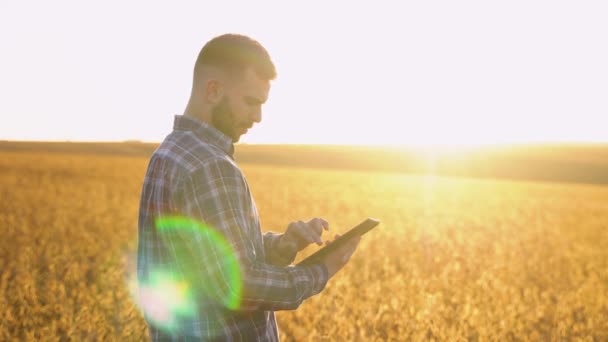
xmin=137 ymin=115 xmax=328 ymax=341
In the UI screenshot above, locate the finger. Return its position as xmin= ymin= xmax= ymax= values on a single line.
xmin=327 ymin=234 xmax=340 ymax=244
xmin=320 ymin=218 xmax=329 ymax=231
xmin=311 ymin=233 xmax=323 ymax=245
xmin=307 ymin=219 xmax=324 ymax=239
xmin=295 ymin=222 xmax=323 ymax=245
xmin=308 ymin=217 xmax=329 ymax=232
xmin=304 ymin=221 xmax=323 ymax=245
xmin=324 ymin=233 xmax=342 ymax=246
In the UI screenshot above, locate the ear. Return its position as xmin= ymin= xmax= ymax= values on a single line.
xmin=205 ymin=79 xmax=224 ymax=104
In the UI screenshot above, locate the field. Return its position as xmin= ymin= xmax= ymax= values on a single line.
xmin=1 ymin=146 xmax=607 ymax=341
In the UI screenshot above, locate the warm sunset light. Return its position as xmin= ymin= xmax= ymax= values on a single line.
xmin=1 ymin=1 xmax=606 ymax=146
xmin=2 ymin=3 xmax=608 ymax=340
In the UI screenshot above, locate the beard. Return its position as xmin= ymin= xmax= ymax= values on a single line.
xmin=211 ymin=96 xmax=241 ymax=143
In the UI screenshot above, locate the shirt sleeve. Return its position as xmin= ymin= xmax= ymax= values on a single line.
xmin=167 ymin=157 xmax=328 ymax=312
xmin=262 ymin=232 xmax=297 ymax=266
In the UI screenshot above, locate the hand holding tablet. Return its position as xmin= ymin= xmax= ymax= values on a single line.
xmin=297 ymin=218 xmax=380 ymax=268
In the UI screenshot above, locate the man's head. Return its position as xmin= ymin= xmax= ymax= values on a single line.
xmin=186 ymin=34 xmax=276 ymax=143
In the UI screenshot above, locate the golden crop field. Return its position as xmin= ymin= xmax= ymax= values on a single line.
xmin=1 ymin=150 xmax=607 ymax=341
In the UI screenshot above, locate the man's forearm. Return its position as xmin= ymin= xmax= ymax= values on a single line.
xmin=263 ymin=232 xmax=297 ymax=266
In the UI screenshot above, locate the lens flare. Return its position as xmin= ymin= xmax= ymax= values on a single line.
xmin=155 ymin=216 xmax=243 ymax=310
xmin=130 ymin=215 xmax=244 ymax=335
xmin=137 ymin=270 xmax=196 ymax=332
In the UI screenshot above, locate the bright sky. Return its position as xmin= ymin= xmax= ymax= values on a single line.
xmin=1 ymin=1 xmax=606 ymax=145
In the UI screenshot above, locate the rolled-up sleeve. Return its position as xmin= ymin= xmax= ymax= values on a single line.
xmin=167 ymin=157 xmax=328 ymax=312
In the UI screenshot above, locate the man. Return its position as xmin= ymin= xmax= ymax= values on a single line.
xmin=137 ymin=33 xmax=361 ymax=341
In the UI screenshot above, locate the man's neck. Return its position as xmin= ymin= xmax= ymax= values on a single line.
xmin=183 ymin=101 xmax=211 ymax=124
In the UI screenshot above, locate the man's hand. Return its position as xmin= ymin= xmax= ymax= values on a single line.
xmin=277 ymin=218 xmax=330 ymax=258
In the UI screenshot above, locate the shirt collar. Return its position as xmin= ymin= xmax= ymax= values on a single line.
xmin=173 ymin=114 xmax=235 ymax=158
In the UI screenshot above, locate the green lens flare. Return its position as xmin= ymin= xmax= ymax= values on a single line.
xmin=136 ymin=269 xmax=196 ymax=333
xmin=131 ymin=216 xmax=244 ymax=335
xmin=155 ymin=216 xmax=243 ymax=310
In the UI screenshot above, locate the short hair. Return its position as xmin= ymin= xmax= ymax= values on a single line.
xmin=194 ymin=33 xmax=277 ymax=81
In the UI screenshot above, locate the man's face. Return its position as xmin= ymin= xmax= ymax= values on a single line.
xmin=211 ymin=68 xmax=270 ymax=143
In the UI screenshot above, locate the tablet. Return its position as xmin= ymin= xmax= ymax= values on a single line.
xmin=296 ymin=218 xmax=380 ymax=266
